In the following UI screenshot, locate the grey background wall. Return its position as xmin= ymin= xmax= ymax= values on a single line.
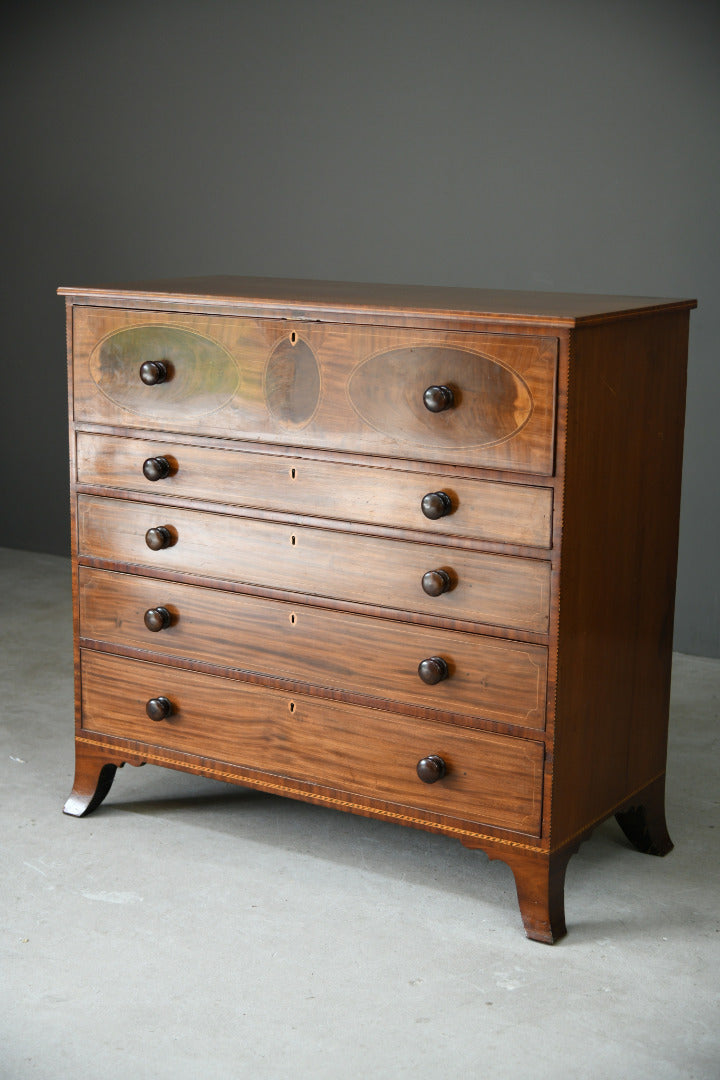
xmin=1 ymin=0 xmax=718 ymax=657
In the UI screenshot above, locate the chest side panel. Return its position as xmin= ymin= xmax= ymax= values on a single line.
xmin=551 ymin=311 xmax=690 ymax=847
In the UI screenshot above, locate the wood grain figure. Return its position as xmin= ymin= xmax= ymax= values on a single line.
xmin=60 ymin=276 xmax=696 ymax=942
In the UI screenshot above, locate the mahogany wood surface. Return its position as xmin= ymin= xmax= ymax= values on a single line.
xmin=614 ymin=775 xmax=673 ymax=857
xmin=76 ymin=494 xmax=552 ymax=634
xmin=80 ymin=650 xmax=544 ymax=836
xmin=76 ymin=431 xmax=554 ymax=548
xmin=550 ymin=310 xmax=690 ymax=848
xmin=78 ymin=566 xmax=548 ymax=730
xmin=503 ymin=843 xmax=578 ymax=944
xmin=61 ymin=276 xmax=695 ymax=942
xmin=59 ymin=276 xmax=696 ymax=328
xmin=72 ymin=307 xmax=557 ymax=473
xmin=63 ymin=740 xmax=121 ymax=817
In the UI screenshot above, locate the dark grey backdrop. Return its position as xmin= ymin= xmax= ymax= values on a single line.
xmin=2 ymin=0 xmax=718 ymax=657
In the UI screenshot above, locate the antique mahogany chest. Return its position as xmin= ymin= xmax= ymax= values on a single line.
xmin=59 ymin=277 xmax=696 ymax=942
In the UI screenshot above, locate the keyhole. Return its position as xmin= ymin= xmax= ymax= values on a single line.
xmin=289 ymin=701 xmax=295 ymax=713
xmin=290 ymin=331 xmax=297 ymax=345
xmin=289 ymin=613 xmax=297 ymax=625
xmin=290 ymin=534 xmax=296 ymax=546
xmin=290 ymin=467 xmax=296 ymax=480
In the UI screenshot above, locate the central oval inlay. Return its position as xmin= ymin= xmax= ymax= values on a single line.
xmin=264 ymin=338 xmax=321 ymax=428
xmin=348 ymin=345 xmax=533 ymax=449
xmin=90 ymin=325 xmax=239 ymax=419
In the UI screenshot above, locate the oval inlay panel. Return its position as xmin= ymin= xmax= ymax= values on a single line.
xmin=264 ymin=338 xmax=321 ymax=428
xmin=348 ymin=345 xmax=533 ymax=449
xmin=90 ymin=325 xmax=239 ymax=419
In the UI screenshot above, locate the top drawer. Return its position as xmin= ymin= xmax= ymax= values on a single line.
xmin=72 ymin=308 xmax=557 ymax=474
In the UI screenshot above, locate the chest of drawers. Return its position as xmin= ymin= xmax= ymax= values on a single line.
xmin=59 ymin=277 xmax=695 ymax=942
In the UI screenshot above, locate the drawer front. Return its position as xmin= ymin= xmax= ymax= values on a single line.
xmin=76 ymin=432 xmax=553 ymax=548
xmin=79 ymin=567 xmax=548 ymax=729
xmin=80 ymin=650 xmax=544 ymax=835
xmin=77 ymin=495 xmax=551 ymax=634
xmin=73 ymin=307 xmax=557 ymax=474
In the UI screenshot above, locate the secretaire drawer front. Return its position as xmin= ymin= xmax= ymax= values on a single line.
xmin=76 ymin=433 xmax=553 ymax=548
xmin=78 ymin=567 xmax=548 ymax=728
xmin=77 ymin=496 xmax=551 ymax=633
xmin=80 ymin=651 xmax=544 ymax=835
xmin=73 ymin=308 xmax=557 ymax=474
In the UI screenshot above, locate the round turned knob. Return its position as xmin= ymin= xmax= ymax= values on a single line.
xmin=146 ymin=696 xmax=173 ymax=722
xmin=423 ymin=385 xmax=454 ymax=413
xmin=144 ymin=606 xmax=171 ymax=632
xmin=421 ymin=491 xmax=453 ymax=519
xmin=422 ymin=569 xmax=451 ymax=597
xmin=142 ymin=456 xmax=171 ymax=482
xmin=418 ymin=656 xmax=449 ymax=685
xmin=145 ymin=526 xmax=172 ymax=551
xmin=139 ymin=360 xmax=168 ymax=385
xmin=417 ymin=755 xmax=447 ymax=784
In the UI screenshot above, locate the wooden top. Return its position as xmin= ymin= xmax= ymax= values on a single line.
xmin=58 ymin=276 xmax=697 ymax=328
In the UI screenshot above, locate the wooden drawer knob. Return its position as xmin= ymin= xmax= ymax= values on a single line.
xmin=421 ymin=491 xmax=453 ymax=519
xmin=422 ymin=569 xmax=451 ymax=597
xmin=418 ymin=656 xmax=449 ymax=684
xmin=416 ymin=755 xmax=446 ymax=783
xmin=146 ymin=696 xmax=173 ymax=722
xmin=142 ymin=456 xmax=171 ymax=482
xmin=139 ymin=360 xmax=168 ymax=385
xmin=423 ymin=385 xmax=454 ymax=412
xmin=144 ymin=606 xmax=171 ymax=632
xmin=145 ymin=526 xmax=172 ymax=551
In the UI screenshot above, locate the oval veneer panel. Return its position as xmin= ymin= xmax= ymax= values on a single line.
xmin=348 ymin=345 xmax=533 ymax=450
xmin=264 ymin=337 xmax=321 ymax=427
xmin=90 ymin=324 xmax=239 ymax=419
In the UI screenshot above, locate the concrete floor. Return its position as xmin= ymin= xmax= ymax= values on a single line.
xmin=1 ymin=546 xmax=718 ymax=1080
